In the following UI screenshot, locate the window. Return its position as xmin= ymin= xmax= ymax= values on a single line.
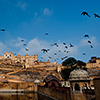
xmin=74 ymin=83 xmax=80 ymax=91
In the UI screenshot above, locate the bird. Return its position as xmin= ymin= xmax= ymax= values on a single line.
xmin=1 ymin=29 xmax=5 ymax=32
xmin=51 ymin=44 xmax=53 ymax=46
xmin=88 ymin=40 xmax=91 ymax=44
xmin=63 ymin=43 xmax=66 ymax=45
xmin=53 ymin=43 xmax=58 ymax=47
xmin=58 ymin=50 xmax=61 ymax=52
xmin=81 ymin=11 xmax=90 ymax=17
xmin=65 ymin=46 xmax=68 ymax=49
xmin=84 ymin=35 xmax=89 ymax=38
xmin=21 ymin=40 xmax=24 ymax=42
xmin=61 ymin=56 xmax=68 ymax=60
xmin=70 ymin=43 xmax=73 ymax=47
xmin=48 ymin=56 xmax=52 ymax=59
xmin=61 ymin=58 xmax=64 ymax=60
xmin=54 ymin=53 xmax=57 ymax=55
xmin=56 ymin=44 xmax=58 ymax=47
xmin=45 ymin=33 xmax=48 ymax=35
xmin=54 ymin=43 xmax=57 ymax=45
xmin=25 ymin=48 xmax=29 ymax=51
xmin=94 ymin=14 xmax=100 ymax=18
xmin=57 ymin=58 xmax=59 ymax=60
xmin=64 ymin=50 xmax=66 ymax=52
xmin=41 ymin=57 xmax=43 ymax=59
xmin=83 ymin=53 xmax=86 ymax=55
xmin=41 ymin=49 xmax=49 ymax=53
xmin=66 ymin=51 xmax=69 ymax=53
xmin=90 ymin=45 xmax=93 ymax=48
xmin=23 ymin=44 xmax=26 ymax=46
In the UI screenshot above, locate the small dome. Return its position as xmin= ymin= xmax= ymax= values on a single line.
xmin=69 ymin=68 xmax=89 ymax=81
xmin=34 ymin=79 xmax=40 ymax=84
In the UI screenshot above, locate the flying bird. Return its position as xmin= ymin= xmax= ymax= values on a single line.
xmin=54 ymin=53 xmax=57 ymax=55
xmin=23 ymin=44 xmax=26 ymax=46
xmin=58 ymin=50 xmax=61 ymax=52
xmin=57 ymin=58 xmax=59 ymax=60
xmin=21 ymin=40 xmax=24 ymax=42
xmin=90 ymin=45 xmax=93 ymax=48
xmin=63 ymin=43 xmax=66 ymax=45
xmin=64 ymin=50 xmax=66 ymax=52
xmin=94 ymin=14 xmax=100 ymax=18
xmin=65 ymin=46 xmax=68 ymax=49
xmin=25 ymin=48 xmax=29 ymax=51
xmin=83 ymin=53 xmax=86 ymax=55
xmin=53 ymin=43 xmax=58 ymax=47
xmin=81 ymin=11 xmax=90 ymax=17
xmin=41 ymin=49 xmax=49 ymax=53
xmin=66 ymin=51 xmax=69 ymax=53
xmin=88 ymin=40 xmax=91 ymax=44
xmin=84 ymin=35 xmax=89 ymax=38
xmin=48 ymin=56 xmax=52 ymax=59
xmin=45 ymin=33 xmax=48 ymax=35
xmin=1 ymin=29 xmax=5 ymax=32
xmin=61 ymin=56 xmax=68 ymax=60
xmin=70 ymin=43 xmax=73 ymax=47
xmin=41 ymin=57 xmax=43 ymax=59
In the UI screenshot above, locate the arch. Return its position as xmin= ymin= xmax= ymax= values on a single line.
xmin=51 ymin=82 xmax=56 ymax=87
xmin=74 ymin=83 xmax=80 ymax=91
xmin=82 ymin=83 xmax=88 ymax=89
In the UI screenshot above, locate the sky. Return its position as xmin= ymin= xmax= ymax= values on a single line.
xmin=0 ymin=0 xmax=100 ymax=64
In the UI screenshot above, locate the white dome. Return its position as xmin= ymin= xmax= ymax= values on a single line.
xmin=69 ymin=68 xmax=89 ymax=81
xmin=34 ymin=79 xmax=40 ymax=84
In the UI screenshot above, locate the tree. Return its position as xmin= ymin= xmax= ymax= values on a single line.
xmin=61 ymin=57 xmax=87 ymax=80
xmin=62 ymin=57 xmax=77 ymax=67
xmin=77 ymin=60 xmax=86 ymax=69
xmin=61 ymin=67 xmax=76 ymax=80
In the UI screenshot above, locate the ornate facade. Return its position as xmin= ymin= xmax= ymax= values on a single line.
xmin=0 ymin=52 xmax=38 ymax=67
xmin=86 ymin=57 xmax=100 ymax=68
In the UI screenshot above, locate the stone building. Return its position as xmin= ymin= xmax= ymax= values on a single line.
xmin=68 ymin=68 xmax=91 ymax=100
xmin=93 ymin=78 xmax=100 ymax=100
xmin=86 ymin=56 xmax=100 ymax=68
xmin=69 ymin=68 xmax=91 ymax=93
xmin=0 ymin=52 xmax=38 ymax=67
xmin=43 ymin=74 xmax=60 ymax=87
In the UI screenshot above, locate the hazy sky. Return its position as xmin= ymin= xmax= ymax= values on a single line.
xmin=0 ymin=0 xmax=100 ymax=63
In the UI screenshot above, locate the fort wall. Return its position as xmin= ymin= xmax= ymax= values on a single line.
xmin=38 ymin=86 xmax=71 ymax=100
xmin=93 ymin=78 xmax=100 ymax=100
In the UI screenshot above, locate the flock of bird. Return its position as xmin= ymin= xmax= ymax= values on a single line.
xmin=0 ymin=11 xmax=98 ymax=62
xmin=20 ymin=39 xmax=29 ymax=51
xmin=40 ymin=11 xmax=97 ymax=62
xmin=81 ymin=11 xmax=100 ymax=18
xmin=40 ymin=33 xmax=93 ymax=61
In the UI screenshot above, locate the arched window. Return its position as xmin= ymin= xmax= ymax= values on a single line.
xmin=51 ymin=82 xmax=55 ymax=87
xmin=82 ymin=83 xmax=88 ymax=89
xmin=74 ymin=83 xmax=80 ymax=91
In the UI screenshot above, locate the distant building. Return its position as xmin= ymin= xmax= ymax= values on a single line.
xmin=86 ymin=56 xmax=100 ymax=68
xmin=0 ymin=52 xmax=38 ymax=66
xmin=0 ymin=52 xmax=59 ymax=68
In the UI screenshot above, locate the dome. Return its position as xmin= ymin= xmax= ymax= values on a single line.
xmin=34 ymin=79 xmax=40 ymax=84
xmin=69 ymin=68 xmax=90 ymax=81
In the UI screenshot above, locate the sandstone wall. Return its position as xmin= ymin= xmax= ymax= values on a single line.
xmin=93 ymin=78 xmax=100 ymax=100
xmin=38 ymin=86 xmax=71 ymax=100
